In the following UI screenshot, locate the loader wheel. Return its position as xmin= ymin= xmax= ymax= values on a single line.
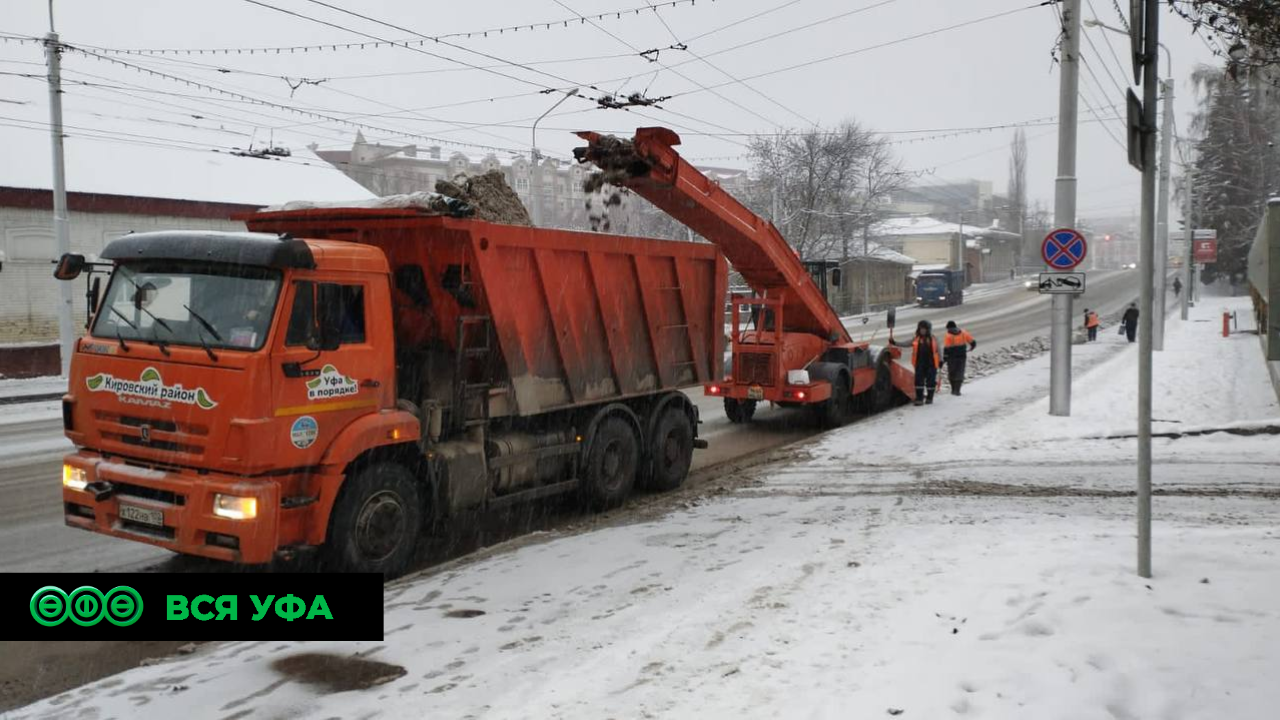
xmin=581 ymin=417 xmax=639 ymax=510
xmin=724 ymin=397 xmax=756 ymax=423
xmin=643 ymin=408 xmax=694 ymax=492
xmin=817 ymin=374 xmax=852 ymax=428
xmin=323 ymin=463 xmax=422 ymax=578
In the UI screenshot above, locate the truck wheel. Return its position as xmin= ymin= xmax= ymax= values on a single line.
xmin=724 ymin=397 xmax=756 ymax=423
xmin=324 ymin=463 xmax=422 ymax=578
xmin=644 ymin=408 xmax=694 ymax=492
xmin=581 ymin=417 xmax=639 ymax=509
xmin=817 ymin=374 xmax=852 ymax=428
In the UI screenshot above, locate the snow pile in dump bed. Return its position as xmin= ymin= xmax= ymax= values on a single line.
xmin=263 ymin=171 xmax=531 ymax=226
xmin=263 ymin=191 xmax=450 ymax=212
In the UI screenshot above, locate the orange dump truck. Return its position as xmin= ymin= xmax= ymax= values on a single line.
xmin=55 ymin=206 xmax=725 ymax=575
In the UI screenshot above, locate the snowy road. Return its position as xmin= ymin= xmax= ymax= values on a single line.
xmin=14 ymin=296 xmax=1278 ymax=719
xmin=0 ymin=272 xmax=1149 ymax=574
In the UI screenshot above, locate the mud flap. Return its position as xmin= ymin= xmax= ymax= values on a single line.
xmin=889 ymin=362 xmax=917 ymax=401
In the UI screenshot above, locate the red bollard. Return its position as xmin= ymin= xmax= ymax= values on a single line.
xmin=1223 ymin=312 xmax=1231 ymax=337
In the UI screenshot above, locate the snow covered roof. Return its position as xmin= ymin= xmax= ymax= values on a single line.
xmin=870 ymin=216 xmax=976 ymax=238
xmin=826 ymin=242 xmax=915 ymax=265
xmin=0 ymin=82 xmax=373 ymax=206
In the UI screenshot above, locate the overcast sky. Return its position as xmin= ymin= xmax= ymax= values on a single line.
xmin=1 ymin=0 xmax=1220 ymax=220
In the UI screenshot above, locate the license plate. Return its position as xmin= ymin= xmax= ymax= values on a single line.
xmin=747 ymin=385 xmax=764 ymax=401
xmin=119 ymin=503 xmax=164 ymax=528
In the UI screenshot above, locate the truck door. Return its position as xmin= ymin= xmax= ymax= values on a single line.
xmin=270 ymin=277 xmax=387 ymax=464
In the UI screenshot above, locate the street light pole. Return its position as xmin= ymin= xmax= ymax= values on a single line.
xmin=529 ymin=89 xmax=578 ymax=227
xmin=1049 ymin=0 xmax=1082 ymax=417
xmin=1180 ymin=147 xmax=1194 ymax=320
xmin=45 ymin=2 xmax=74 ymax=378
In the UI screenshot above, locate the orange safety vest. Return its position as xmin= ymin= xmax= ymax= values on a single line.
xmin=1085 ymin=312 xmax=1100 ymax=328
xmin=943 ymin=329 xmax=974 ymax=348
xmin=912 ymin=335 xmax=942 ymax=369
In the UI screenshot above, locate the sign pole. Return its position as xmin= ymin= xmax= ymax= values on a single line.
xmin=1050 ymin=0 xmax=1082 ymax=417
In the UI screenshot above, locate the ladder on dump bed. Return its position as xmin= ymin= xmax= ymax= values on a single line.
xmin=452 ymin=314 xmax=495 ymax=433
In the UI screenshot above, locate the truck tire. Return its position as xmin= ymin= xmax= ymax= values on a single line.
xmin=724 ymin=397 xmax=756 ymax=423
xmin=643 ymin=407 xmax=694 ymax=492
xmin=323 ymin=463 xmax=422 ymax=578
xmin=581 ymin=417 xmax=639 ymax=509
xmin=817 ymin=373 xmax=852 ymax=428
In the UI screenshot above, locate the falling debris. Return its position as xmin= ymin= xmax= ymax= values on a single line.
xmin=573 ymin=134 xmax=648 ymax=232
xmin=271 ymin=652 xmax=407 ymax=693
xmin=435 ymin=170 xmax=531 ymax=226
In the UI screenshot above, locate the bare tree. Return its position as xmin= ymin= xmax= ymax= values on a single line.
xmin=745 ymin=121 xmax=882 ymax=260
xmin=1006 ymin=128 xmax=1028 ymax=261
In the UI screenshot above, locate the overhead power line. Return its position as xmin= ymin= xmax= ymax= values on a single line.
xmin=40 ymin=0 xmax=713 ymax=56
xmin=666 ymin=1 xmax=1058 ymax=100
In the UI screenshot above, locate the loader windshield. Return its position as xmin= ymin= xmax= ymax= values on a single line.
xmin=92 ymin=261 xmax=282 ymax=351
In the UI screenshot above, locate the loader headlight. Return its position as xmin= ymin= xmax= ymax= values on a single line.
xmin=62 ymin=464 xmax=88 ymax=491
xmin=213 ymin=494 xmax=257 ymax=520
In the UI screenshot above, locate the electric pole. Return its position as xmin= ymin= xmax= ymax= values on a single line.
xmin=1049 ymin=0 xmax=1081 ymax=417
xmin=46 ymin=2 xmax=74 ymax=377
xmin=1180 ymin=147 xmax=1194 ymax=321
xmin=1153 ymin=78 xmax=1173 ymax=350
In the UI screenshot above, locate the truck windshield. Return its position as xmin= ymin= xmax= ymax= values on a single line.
xmin=92 ymin=261 xmax=282 ymax=351
xmin=917 ymin=277 xmax=946 ymax=292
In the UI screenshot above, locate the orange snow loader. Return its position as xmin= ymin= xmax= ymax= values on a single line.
xmin=574 ymin=127 xmax=917 ymax=425
xmin=54 ymin=202 xmax=725 ymax=576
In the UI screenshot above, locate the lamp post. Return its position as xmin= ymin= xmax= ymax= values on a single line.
xmin=529 ymin=89 xmax=578 ymax=227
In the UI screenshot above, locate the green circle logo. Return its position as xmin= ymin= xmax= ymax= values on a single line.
xmin=29 ymin=585 xmax=143 ymax=627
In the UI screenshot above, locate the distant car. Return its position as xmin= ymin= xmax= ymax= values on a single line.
xmin=1125 ymin=263 xmax=1137 ymax=269
xmin=1024 ymin=279 xmax=1038 ymax=291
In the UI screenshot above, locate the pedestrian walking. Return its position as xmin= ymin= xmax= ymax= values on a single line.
xmin=1121 ymin=302 xmax=1139 ymax=343
xmin=942 ymin=321 xmax=977 ymax=395
xmin=1084 ymin=308 xmax=1100 ymax=341
xmin=1173 ymin=277 xmax=1183 ymax=297
xmin=892 ymin=319 xmax=941 ymax=406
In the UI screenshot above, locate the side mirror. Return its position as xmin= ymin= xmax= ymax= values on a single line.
xmin=313 ymin=282 xmax=344 ymax=352
xmin=886 ymin=306 xmax=896 ymax=330
xmin=86 ymin=277 xmax=102 ymax=329
xmin=830 ymin=268 xmax=842 ymax=288
xmin=54 ymin=253 xmax=86 ymax=281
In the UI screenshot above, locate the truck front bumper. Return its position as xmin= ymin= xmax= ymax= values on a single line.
xmin=61 ymin=453 xmax=301 ymax=565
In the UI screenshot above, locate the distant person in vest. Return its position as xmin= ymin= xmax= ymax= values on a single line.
xmin=1122 ymin=302 xmax=1140 ymax=343
xmin=1083 ymin=308 xmax=1101 ymax=341
xmin=942 ymin=321 xmax=977 ymax=396
xmin=892 ymin=319 xmax=942 ymax=406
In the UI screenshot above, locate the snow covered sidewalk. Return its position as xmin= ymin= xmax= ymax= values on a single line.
xmin=12 ymin=296 xmax=1279 ymax=720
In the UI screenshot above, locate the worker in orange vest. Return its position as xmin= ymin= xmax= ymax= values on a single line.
xmin=892 ymin=319 xmax=942 ymax=406
xmin=1083 ymin=308 xmax=1101 ymax=342
xmin=942 ymin=321 xmax=977 ymax=395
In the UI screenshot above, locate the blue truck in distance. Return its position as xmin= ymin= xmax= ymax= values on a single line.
xmin=915 ymin=269 xmax=964 ymax=307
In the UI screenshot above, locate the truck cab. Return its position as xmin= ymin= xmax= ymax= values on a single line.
xmin=59 ymin=231 xmax=415 ymax=566
xmin=915 ymin=269 xmax=964 ymax=308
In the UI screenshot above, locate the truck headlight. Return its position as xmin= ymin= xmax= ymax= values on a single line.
xmin=63 ymin=464 xmax=88 ymax=491
xmin=213 ymin=494 xmax=257 ymax=520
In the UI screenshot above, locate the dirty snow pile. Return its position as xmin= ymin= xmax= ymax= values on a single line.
xmin=13 ymin=296 xmax=1279 ymax=720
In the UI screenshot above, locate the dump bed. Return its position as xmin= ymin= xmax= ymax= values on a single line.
xmin=245 ymin=209 xmax=726 ymax=416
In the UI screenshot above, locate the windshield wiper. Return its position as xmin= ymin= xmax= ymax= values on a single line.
xmin=192 ymin=323 xmax=219 ymax=363
xmin=150 ymin=325 xmax=171 ymax=356
xmin=183 ymin=304 xmax=223 ymax=342
xmin=108 ymin=307 xmax=136 ymax=352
